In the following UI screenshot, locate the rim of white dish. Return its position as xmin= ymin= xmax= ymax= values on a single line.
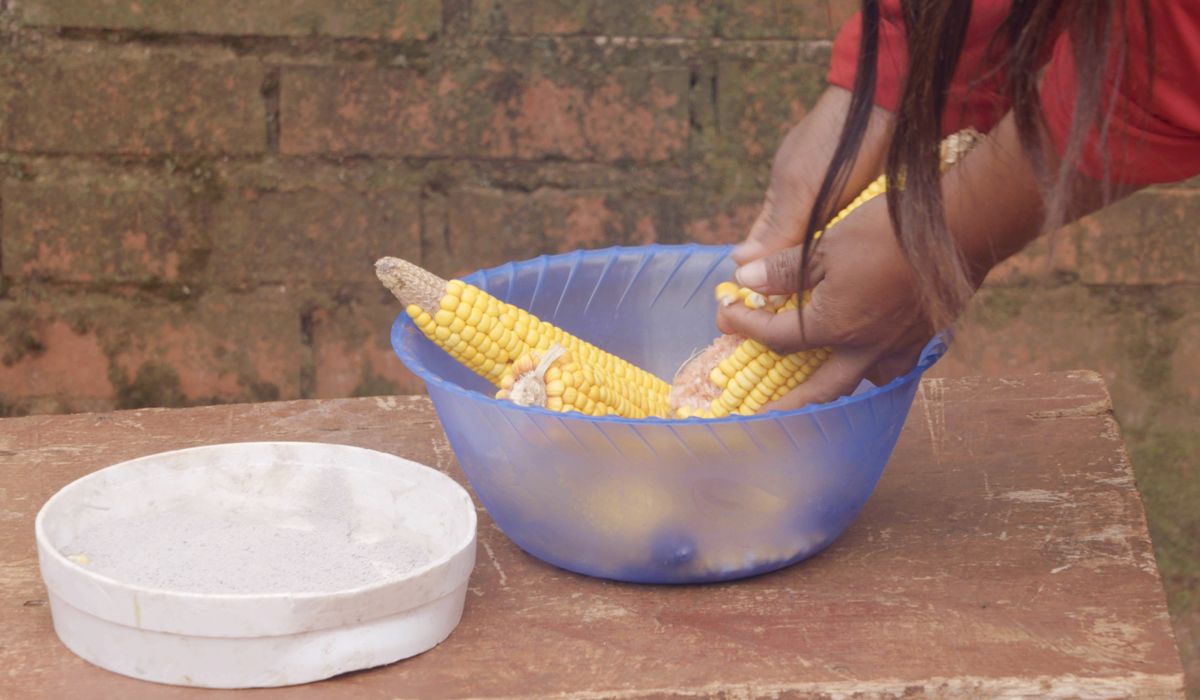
xmin=35 ymin=441 xmax=477 ymax=637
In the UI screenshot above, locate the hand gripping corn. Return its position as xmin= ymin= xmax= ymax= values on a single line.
xmin=668 ymin=128 xmax=984 ymax=418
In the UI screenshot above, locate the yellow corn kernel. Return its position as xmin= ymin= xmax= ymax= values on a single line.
xmin=715 ymin=281 xmax=740 ymax=306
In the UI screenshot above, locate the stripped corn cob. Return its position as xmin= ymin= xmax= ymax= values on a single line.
xmin=673 ymin=179 xmax=884 ymax=419
xmin=376 ymin=257 xmax=673 ymax=418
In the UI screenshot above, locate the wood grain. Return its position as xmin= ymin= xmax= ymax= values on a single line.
xmin=0 ymin=372 xmax=1185 ymax=699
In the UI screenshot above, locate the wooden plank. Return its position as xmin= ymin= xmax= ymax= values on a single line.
xmin=0 ymin=372 xmax=1185 ymax=699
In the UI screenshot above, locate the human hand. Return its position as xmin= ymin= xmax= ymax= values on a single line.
xmin=718 ymin=195 xmax=939 ymax=410
xmin=731 ymin=87 xmax=893 ymax=267
xmin=719 ymin=114 xmax=1073 ymax=412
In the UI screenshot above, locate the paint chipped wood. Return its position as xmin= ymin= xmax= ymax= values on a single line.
xmin=0 ymin=371 xmax=1185 ymax=699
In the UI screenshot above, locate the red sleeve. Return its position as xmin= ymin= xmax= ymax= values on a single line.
xmin=1041 ymin=0 xmax=1200 ymax=185
xmin=828 ymin=0 xmax=1015 ymax=135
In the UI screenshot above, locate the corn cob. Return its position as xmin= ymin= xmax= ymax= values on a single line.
xmin=375 ymin=257 xmax=673 ymax=418
xmin=672 ymin=175 xmax=887 ymax=419
xmin=673 ymin=127 xmax=984 ymax=418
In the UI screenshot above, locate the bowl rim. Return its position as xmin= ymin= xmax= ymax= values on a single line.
xmin=392 ymin=243 xmax=949 ymax=425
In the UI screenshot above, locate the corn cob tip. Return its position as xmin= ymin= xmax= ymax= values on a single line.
xmin=375 ymin=256 xmax=447 ymax=316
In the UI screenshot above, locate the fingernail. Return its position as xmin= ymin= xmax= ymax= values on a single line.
xmin=732 ymin=240 xmax=765 ymax=263
xmin=735 ymin=260 xmax=768 ymax=289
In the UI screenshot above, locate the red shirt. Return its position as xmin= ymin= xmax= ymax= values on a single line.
xmin=828 ymin=0 xmax=1200 ymax=185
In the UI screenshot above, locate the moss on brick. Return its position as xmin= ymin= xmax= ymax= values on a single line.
xmin=351 ymin=358 xmax=401 ymax=398
xmin=975 ymin=287 xmax=1029 ymax=330
xmin=0 ymin=55 xmax=268 ymax=156
xmin=1 ymin=304 xmax=44 ymax=367
xmin=1125 ymin=428 xmax=1200 ymax=614
xmin=21 ymin=0 xmax=444 ymax=40
xmin=240 ymin=377 xmax=282 ymax=403
xmin=113 ymin=362 xmax=188 ymax=410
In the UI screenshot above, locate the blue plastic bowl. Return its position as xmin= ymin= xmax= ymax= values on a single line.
xmin=391 ymin=244 xmax=945 ymax=584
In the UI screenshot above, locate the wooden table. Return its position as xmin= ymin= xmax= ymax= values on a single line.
xmin=0 ymin=372 xmax=1186 ymax=699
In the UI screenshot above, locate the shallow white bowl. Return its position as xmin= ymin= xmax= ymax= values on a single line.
xmin=35 ymin=442 xmax=477 ymax=688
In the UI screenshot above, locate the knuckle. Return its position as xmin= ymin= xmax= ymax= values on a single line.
xmin=765 ymin=250 xmax=802 ymax=292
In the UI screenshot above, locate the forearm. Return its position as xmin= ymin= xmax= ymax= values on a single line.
xmin=734 ymin=85 xmax=894 ymax=264
xmin=945 ymin=113 xmax=1141 ymax=287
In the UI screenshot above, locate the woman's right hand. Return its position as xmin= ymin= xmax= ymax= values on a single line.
xmin=731 ymin=86 xmax=894 ymax=268
xmin=719 ymin=194 xmax=938 ymax=410
xmin=722 ymin=113 xmax=1077 ymax=411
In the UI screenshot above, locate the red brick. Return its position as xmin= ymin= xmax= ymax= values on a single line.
xmin=717 ymin=58 xmax=828 ymax=160
xmin=471 ymin=0 xmax=588 ymax=34
xmin=115 ymin=292 xmax=306 ymax=404
xmin=984 ymin=189 xmax=1200 ymax=287
xmin=720 ymin=0 xmax=856 ymax=39
xmin=440 ymin=188 xmax=768 ymax=275
xmin=1 ymin=181 xmax=208 ymax=284
xmin=930 ymin=285 xmax=1200 ymax=432
xmin=471 ymin=0 xmax=716 ymax=36
xmin=0 ymin=292 xmax=305 ymax=412
xmin=681 ymin=195 xmax=761 ymax=246
xmin=1074 ymin=189 xmax=1200 ymax=285
xmin=0 ymin=307 xmax=113 ymax=406
xmin=312 ymin=303 xmax=426 ymax=399
xmin=982 ymin=234 xmax=1079 ymax=286
xmin=21 ymin=0 xmax=442 ymax=40
xmin=444 ymin=188 xmax=660 ymax=275
xmin=1175 ymin=319 xmax=1200 ymax=407
xmin=280 ymin=66 xmax=689 ymax=162
xmin=0 ymin=55 xmax=266 ymax=155
xmin=209 ymin=187 xmax=421 ymax=289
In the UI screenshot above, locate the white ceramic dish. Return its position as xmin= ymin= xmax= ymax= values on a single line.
xmin=35 ymin=442 xmax=477 ymax=688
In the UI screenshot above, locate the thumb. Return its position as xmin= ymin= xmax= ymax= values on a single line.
xmin=731 ymin=187 xmax=814 ymax=266
xmin=732 ymin=240 xmax=825 ymax=296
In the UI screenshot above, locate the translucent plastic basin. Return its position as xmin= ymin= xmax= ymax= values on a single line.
xmin=391 ymin=244 xmax=945 ymax=584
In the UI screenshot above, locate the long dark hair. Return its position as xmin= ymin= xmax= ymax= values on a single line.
xmin=802 ymin=0 xmax=1152 ymax=330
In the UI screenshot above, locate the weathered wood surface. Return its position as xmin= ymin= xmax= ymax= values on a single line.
xmin=0 ymin=371 xmax=1185 ymax=699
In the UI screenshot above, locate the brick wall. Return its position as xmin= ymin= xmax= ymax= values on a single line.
xmin=0 ymin=0 xmax=855 ymax=415
xmin=0 ymin=0 xmax=1196 ymax=686
xmin=0 ymin=0 xmax=1193 ymax=441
